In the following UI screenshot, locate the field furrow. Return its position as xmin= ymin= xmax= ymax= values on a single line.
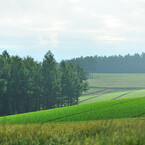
xmin=111 ymin=92 xmax=132 ymax=100
xmin=79 ymin=89 xmax=115 ymax=103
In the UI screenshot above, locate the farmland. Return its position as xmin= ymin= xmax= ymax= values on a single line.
xmin=88 ymin=73 xmax=145 ymax=89
xmin=1 ymin=73 xmax=145 ymax=124
xmin=79 ymin=89 xmax=133 ymax=104
xmin=1 ymin=73 xmax=145 ymax=144
xmin=0 ymin=97 xmax=145 ymax=124
xmin=0 ymin=96 xmax=145 ymax=144
xmin=0 ymin=118 xmax=145 ymax=145
xmin=79 ymin=73 xmax=145 ymax=104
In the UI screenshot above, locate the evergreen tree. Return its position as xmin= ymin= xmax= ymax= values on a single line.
xmin=0 ymin=50 xmax=88 ymax=116
xmin=60 ymin=61 xmax=88 ymax=106
xmin=42 ymin=51 xmax=61 ymax=109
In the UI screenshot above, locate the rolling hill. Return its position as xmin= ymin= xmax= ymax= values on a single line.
xmin=1 ymin=97 xmax=145 ymax=124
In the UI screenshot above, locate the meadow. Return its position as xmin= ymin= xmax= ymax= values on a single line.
xmin=0 ymin=97 xmax=145 ymax=124
xmin=88 ymin=73 xmax=145 ymax=88
xmin=79 ymin=89 xmax=132 ymax=104
xmin=1 ymin=73 xmax=145 ymax=144
xmin=79 ymin=73 xmax=145 ymax=104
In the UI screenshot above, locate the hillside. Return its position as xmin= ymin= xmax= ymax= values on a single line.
xmin=1 ymin=97 xmax=145 ymax=124
xmin=79 ymin=73 xmax=145 ymax=104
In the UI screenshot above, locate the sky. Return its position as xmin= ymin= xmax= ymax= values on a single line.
xmin=0 ymin=0 xmax=145 ymax=62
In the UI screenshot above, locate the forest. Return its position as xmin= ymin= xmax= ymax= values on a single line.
xmin=0 ymin=51 xmax=88 ymax=116
xmin=69 ymin=53 xmax=145 ymax=75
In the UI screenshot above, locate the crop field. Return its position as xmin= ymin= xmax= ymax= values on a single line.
xmin=0 ymin=97 xmax=145 ymax=124
xmin=0 ymin=118 xmax=145 ymax=145
xmin=88 ymin=73 xmax=145 ymax=88
xmin=55 ymin=97 xmax=145 ymax=122
xmin=1 ymin=73 xmax=145 ymax=144
xmin=79 ymin=73 xmax=145 ymax=104
xmin=120 ymin=89 xmax=145 ymax=99
xmin=79 ymin=89 xmax=133 ymax=104
xmin=82 ymin=88 xmax=105 ymax=96
xmin=79 ymin=89 xmax=115 ymax=103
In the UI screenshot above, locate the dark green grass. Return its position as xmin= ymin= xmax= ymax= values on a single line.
xmin=0 ymin=97 xmax=145 ymax=124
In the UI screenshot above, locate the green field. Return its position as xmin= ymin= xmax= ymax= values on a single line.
xmin=79 ymin=73 xmax=145 ymax=104
xmin=79 ymin=89 xmax=133 ymax=104
xmin=1 ymin=97 xmax=145 ymax=124
xmin=79 ymin=89 xmax=115 ymax=102
xmin=0 ymin=119 xmax=145 ymax=145
xmin=82 ymin=88 xmax=105 ymax=96
xmin=1 ymin=73 xmax=145 ymax=144
xmin=88 ymin=73 xmax=145 ymax=88
xmin=121 ymin=89 xmax=145 ymax=99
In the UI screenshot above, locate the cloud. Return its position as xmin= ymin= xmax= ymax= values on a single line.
xmin=69 ymin=0 xmax=81 ymax=3
xmin=0 ymin=0 xmax=145 ymax=60
xmin=99 ymin=15 xmax=125 ymax=29
xmin=95 ymin=35 xmax=126 ymax=42
xmin=38 ymin=33 xmax=59 ymax=48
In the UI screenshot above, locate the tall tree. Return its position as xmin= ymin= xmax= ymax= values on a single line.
xmin=42 ymin=51 xmax=61 ymax=109
xmin=0 ymin=50 xmax=88 ymax=116
xmin=60 ymin=61 xmax=88 ymax=106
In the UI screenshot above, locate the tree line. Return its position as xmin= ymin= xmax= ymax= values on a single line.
xmin=69 ymin=53 xmax=145 ymax=75
xmin=0 ymin=51 xmax=88 ymax=116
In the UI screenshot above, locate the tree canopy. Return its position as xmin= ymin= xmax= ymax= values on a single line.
xmin=69 ymin=53 xmax=145 ymax=75
xmin=0 ymin=51 xmax=88 ymax=116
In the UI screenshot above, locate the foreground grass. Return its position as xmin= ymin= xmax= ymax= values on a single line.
xmin=0 ymin=119 xmax=145 ymax=145
xmin=1 ymin=97 xmax=145 ymax=124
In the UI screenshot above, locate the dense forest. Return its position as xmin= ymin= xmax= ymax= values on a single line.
xmin=69 ymin=53 xmax=145 ymax=75
xmin=0 ymin=51 xmax=88 ymax=116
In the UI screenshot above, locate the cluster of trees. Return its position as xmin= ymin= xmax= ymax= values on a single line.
xmin=69 ymin=53 xmax=145 ymax=74
xmin=0 ymin=51 xmax=88 ymax=116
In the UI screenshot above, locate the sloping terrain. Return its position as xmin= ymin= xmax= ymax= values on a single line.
xmin=79 ymin=89 xmax=133 ymax=104
xmin=0 ymin=97 xmax=145 ymax=124
xmin=79 ymin=73 xmax=145 ymax=104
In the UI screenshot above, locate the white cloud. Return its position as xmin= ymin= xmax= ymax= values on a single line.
xmin=0 ymin=0 xmax=145 ymax=60
xmin=95 ymin=35 xmax=126 ymax=42
xmin=73 ymin=6 xmax=85 ymax=13
xmin=38 ymin=33 xmax=59 ymax=48
xmin=100 ymin=15 xmax=125 ymax=29
xmin=69 ymin=0 xmax=81 ymax=3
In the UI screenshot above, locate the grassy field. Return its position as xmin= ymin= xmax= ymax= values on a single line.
xmin=79 ymin=89 xmax=115 ymax=102
xmin=88 ymin=73 xmax=145 ymax=88
xmin=1 ymin=73 xmax=145 ymax=144
xmin=120 ymin=89 xmax=145 ymax=99
xmin=79 ymin=89 xmax=133 ymax=104
xmin=0 ymin=97 xmax=145 ymax=124
xmin=82 ymin=88 xmax=105 ymax=96
xmin=0 ymin=119 xmax=145 ymax=145
xmin=79 ymin=73 xmax=145 ymax=104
